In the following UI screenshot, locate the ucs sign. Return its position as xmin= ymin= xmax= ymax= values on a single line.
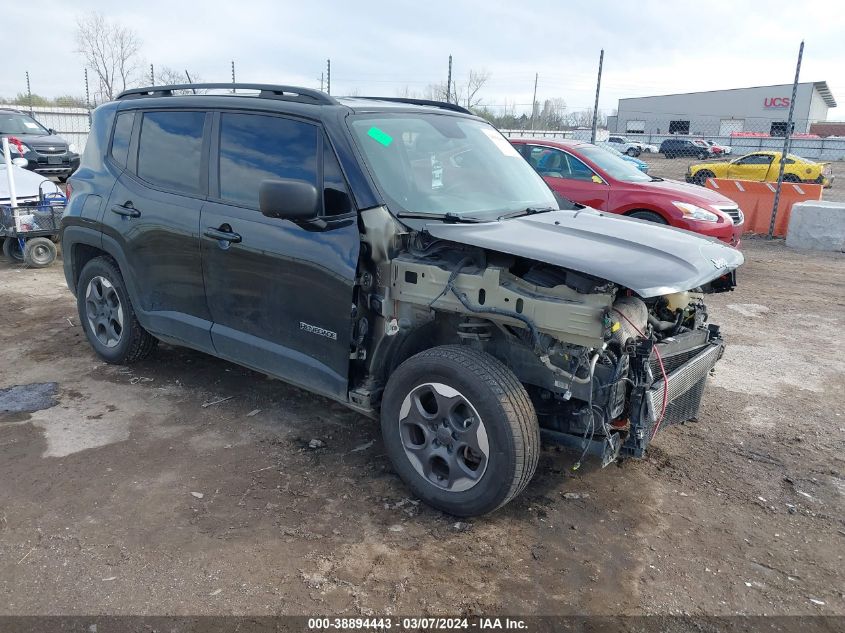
xmin=764 ymin=97 xmax=791 ymax=108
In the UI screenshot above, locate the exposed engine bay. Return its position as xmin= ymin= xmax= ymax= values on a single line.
xmin=351 ymin=206 xmax=739 ymax=465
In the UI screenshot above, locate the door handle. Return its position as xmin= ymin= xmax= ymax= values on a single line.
xmin=111 ymin=202 xmax=141 ymax=218
xmin=204 ymin=227 xmax=242 ymax=243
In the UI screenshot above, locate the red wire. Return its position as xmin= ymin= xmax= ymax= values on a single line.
xmin=612 ymin=308 xmax=669 ymax=440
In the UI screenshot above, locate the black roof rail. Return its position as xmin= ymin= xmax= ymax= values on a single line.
xmin=116 ymin=83 xmax=337 ymax=105
xmin=353 ymin=96 xmax=472 ymax=115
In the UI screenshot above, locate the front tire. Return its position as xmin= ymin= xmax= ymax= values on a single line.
xmin=381 ymin=345 xmax=539 ymax=516
xmin=77 ymin=256 xmax=158 ymax=364
xmin=628 ymin=210 xmax=668 ymax=224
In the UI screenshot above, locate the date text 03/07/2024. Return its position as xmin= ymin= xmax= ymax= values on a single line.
xmin=307 ymin=617 xmax=528 ymax=630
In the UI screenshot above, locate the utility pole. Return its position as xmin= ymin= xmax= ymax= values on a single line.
xmin=320 ymin=72 xmax=324 ymax=92
xmin=530 ymin=72 xmax=538 ymax=130
xmin=185 ymin=70 xmax=197 ymax=94
xmin=326 ymin=59 xmax=331 ymax=95
xmin=590 ymin=49 xmax=604 ymax=144
xmin=26 ymin=71 xmax=33 ymax=116
xmin=150 ymin=63 xmax=155 ymax=85
xmin=84 ymin=68 xmax=91 ymax=112
xmin=446 ymin=55 xmax=453 ymax=104
xmin=231 ymin=60 xmax=236 ymax=92
xmin=769 ymin=41 xmax=804 ymax=238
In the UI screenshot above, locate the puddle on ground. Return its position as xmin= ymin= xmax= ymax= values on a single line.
xmin=0 ymin=382 xmax=59 ymax=415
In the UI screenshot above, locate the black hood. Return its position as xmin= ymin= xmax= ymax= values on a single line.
xmin=1 ymin=132 xmax=68 ymax=149
xmin=424 ymin=208 xmax=744 ymax=297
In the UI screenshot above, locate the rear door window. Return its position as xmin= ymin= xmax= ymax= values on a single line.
xmin=137 ymin=111 xmax=206 ymax=195
xmin=217 ymin=112 xmax=318 ymax=209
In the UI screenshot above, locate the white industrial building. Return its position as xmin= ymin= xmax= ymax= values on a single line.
xmin=609 ymin=81 xmax=837 ymax=136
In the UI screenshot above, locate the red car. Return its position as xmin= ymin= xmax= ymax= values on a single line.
xmin=510 ymin=138 xmax=743 ymax=246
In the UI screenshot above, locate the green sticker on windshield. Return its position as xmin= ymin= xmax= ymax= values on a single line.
xmin=367 ymin=126 xmax=393 ymax=146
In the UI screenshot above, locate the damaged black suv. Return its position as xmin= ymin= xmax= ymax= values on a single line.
xmin=61 ymin=84 xmax=743 ymax=516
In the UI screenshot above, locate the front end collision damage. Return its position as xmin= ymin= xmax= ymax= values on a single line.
xmin=350 ymin=206 xmax=741 ymax=464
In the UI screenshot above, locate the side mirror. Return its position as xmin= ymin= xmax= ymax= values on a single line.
xmin=48 ymin=128 xmax=55 ymax=135
xmin=259 ymin=178 xmax=319 ymax=221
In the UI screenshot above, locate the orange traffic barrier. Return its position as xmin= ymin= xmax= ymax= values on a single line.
xmin=704 ymin=178 xmax=823 ymax=237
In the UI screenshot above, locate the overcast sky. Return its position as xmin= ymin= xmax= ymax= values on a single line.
xmin=3 ymin=0 xmax=843 ymax=118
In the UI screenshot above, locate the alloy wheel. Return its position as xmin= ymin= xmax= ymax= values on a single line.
xmin=85 ymin=276 xmax=125 ymax=348
xmin=398 ymin=382 xmax=490 ymax=492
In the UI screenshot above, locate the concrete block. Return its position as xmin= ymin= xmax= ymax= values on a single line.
xmin=785 ymin=201 xmax=845 ymax=252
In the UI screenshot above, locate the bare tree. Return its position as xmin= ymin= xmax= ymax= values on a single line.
xmin=395 ymin=85 xmax=416 ymax=98
xmin=539 ymin=97 xmax=567 ymax=129
xmin=417 ymin=70 xmax=489 ymax=110
xmin=152 ymin=66 xmax=207 ymax=93
xmin=567 ymin=108 xmax=606 ymax=129
xmin=156 ymin=67 xmax=190 ymax=85
xmin=75 ymin=12 xmax=142 ymax=102
xmin=462 ymin=69 xmax=490 ymax=110
xmin=422 ymin=82 xmax=449 ymax=102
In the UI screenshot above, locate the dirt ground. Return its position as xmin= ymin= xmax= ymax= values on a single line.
xmin=0 ymin=238 xmax=843 ymax=617
xmin=645 ymin=154 xmax=845 ymax=202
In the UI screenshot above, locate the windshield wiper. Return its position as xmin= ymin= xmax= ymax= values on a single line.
xmin=496 ymin=206 xmax=556 ymax=220
xmin=650 ymin=177 xmax=664 ymax=182
xmin=396 ymin=211 xmax=484 ymax=223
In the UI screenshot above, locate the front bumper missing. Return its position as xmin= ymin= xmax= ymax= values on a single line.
xmin=622 ymin=328 xmax=724 ymax=458
xmin=644 ymin=342 xmax=723 ymax=427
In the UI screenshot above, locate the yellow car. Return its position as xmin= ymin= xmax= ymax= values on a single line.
xmin=686 ymin=151 xmax=833 ymax=188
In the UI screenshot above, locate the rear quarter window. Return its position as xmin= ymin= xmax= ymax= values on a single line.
xmin=110 ymin=111 xmax=135 ymax=167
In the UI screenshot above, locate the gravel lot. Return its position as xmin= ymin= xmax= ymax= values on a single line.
xmin=644 ymin=154 xmax=845 ymax=202
xmin=1 ymin=238 xmax=843 ymax=617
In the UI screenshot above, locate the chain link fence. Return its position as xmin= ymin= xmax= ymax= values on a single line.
xmin=4 ymin=56 xmax=844 ymax=177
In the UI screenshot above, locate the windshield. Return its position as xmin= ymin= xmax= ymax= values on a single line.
xmin=0 ymin=112 xmax=50 ymax=136
xmin=348 ymin=114 xmax=556 ymax=218
xmin=598 ymin=142 xmax=628 ymax=159
xmin=577 ymin=144 xmax=652 ymax=182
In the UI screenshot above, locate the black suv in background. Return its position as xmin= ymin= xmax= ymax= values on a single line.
xmin=0 ymin=108 xmax=80 ymax=181
xmin=61 ymin=84 xmax=742 ymax=516
xmin=659 ymin=138 xmax=712 ymax=159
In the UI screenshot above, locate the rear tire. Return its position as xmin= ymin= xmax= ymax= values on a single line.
xmin=2 ymin=237 xmax=24 ymax=263
xmin=697 ymin=151 xmax=707 ymax=160
xmin=783 ymin=174 xmax=801 ymax=183
xmin=77 ymin=256 xmax=158 ymax=364
xmin=628 ymin=210 xmax=668 ymax=224
xmin=381 ymin=345 xmax=539 ymax=516
xmin=626 ymin=148 xmax=639 ymax=157
xmin=22 ymin=237 xmax=57 ymax=268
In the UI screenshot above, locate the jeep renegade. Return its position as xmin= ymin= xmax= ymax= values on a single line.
xmin=62 ymin=84 xmax=743 ymax=516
